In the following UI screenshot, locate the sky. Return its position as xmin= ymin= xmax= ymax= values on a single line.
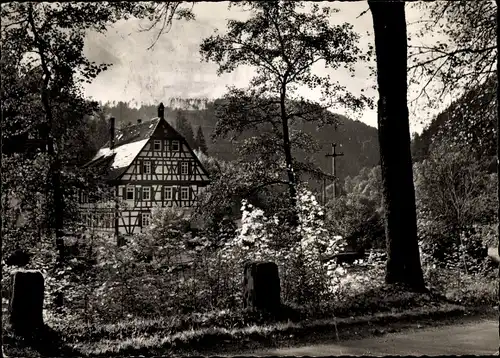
xmin=82 ymin=1 xmax=447 ymax=134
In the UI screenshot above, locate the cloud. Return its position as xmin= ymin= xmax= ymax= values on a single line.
xmin=82 ymin=1 xmax=445 ymax=133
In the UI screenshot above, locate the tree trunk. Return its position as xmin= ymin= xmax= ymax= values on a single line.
xmin=496 ymin=0 xmax=499 ymax=301
xmin=27 ymin=3 xmax=65 ymax=261
xmin=280 ymin=88 xmax=298 ymax=225
xmin=369 ymin=0 xmax=426 ymax=291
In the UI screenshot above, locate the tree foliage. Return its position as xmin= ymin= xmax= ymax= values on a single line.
xmin=412 ymin=77 xmax=497 ymax=164
xmin=1 ymin=2 xmax=128 ymax=258
xmin=414 ymin=144 xmax=497 ymax=229
xmin=175 ymin=110 xmax=196 ymax=149
xmin=409 ymin=0 xmax=497 ymax=109
xmin=193 ymin=150 xmax=291 ymax=237
xmin=200 ymin=1 xmax=372 ymax=215
xmin=326 ymin=166 xmax=385 ymax=252
xmin=195 ymin=126 xmax=208 ymax=155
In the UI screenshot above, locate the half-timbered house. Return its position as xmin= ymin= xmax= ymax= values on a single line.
xmin=81 ymin=103 xmax=210 ymax=238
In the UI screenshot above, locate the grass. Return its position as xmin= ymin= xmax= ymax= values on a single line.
xmin=41 ymin=282 xmax=458 ymax=343
xmin=43 ymin=303 xmax=494 ymax=357
xmin=2 ymin=322 xmax=81 ymax=358
xmin=2 ymin=265 xmax=497 ymax=357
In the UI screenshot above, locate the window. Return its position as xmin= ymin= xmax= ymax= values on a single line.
xmin=142 ymin=186 xmax=151 ymax=201
xmin=172 ymin=140 xmax=180 ymax=151
xmin=142 ymin=212 xmax=151 ymax=227
xmin=154 ymin=140 xmax=161 ymax=151
xmin=126 ymin=186 xmax=134 ymax=200
xmin=143 ymin=161 xmax=151 ymax=174
xmin=164 ymin=186 xmax=172 ymax=200
xmin=181 ymin=187 xmax=189 ymax=200
xmin=181 ymin=162 xmax=189 ymax=175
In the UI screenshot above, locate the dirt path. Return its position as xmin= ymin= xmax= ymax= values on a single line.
xmin=246 ymin=319 xmax=499 ymax=356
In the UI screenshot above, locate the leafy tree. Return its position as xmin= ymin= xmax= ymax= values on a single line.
xmin=408 ymin=1 xmax=498 ymax=268
xmin=327 ymin=166 xmax=385 ymax=252
xmin=195 ymin=126 xmax=208 ymax=155
xmin=200 ymin=1 xmax=371 ymax=217
xmin=344 ymin=166 xmax=383 ymax=205
xmin=83 ymin=110 xmax=114 ymax=162
xmin=414 ymin=144 xmax=497 ymax=229
xmin=1 ymin=2 xmax=131 ymax=259
xmin=368 ymin=0 xmax=426 ymax=290
xmin=194 ymin=151 xmax=290 ymax=236
xmin=175 ymin=110 xmax=196 ymax=149
xmin=414 ymin=144 xmax=495 ymax=273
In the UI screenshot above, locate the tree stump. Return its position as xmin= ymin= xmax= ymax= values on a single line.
xmin=9 ymin=270 xmax=44 ymax=335
xmin=243 ymin=262 xmax=281 ymax=314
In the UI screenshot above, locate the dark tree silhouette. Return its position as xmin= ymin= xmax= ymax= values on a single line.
xmin=195 ymin=126 xmax=208 ymax=154
xmin=175 ymin=110 xmax=196 ymax=149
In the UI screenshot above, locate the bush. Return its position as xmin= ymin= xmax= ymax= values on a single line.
xmin=326 ymin=196 xmax=385 ymax=252
xmin=476 ymin=223 xmax=498 ymax=248
xmin=220 ymin=187 xmax=347 ymax=307
xmin=414 ymin=147 xmax=497 ymax=228
xmin=25 ymin=187 xmax=350 ymax=325
xmin=423 ymin=267 xmax=498 ymax=306
xmin=418 ymin=221 xmax=490 ymax=274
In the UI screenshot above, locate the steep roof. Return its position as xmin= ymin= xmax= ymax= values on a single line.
xmin=84 ymin=117 xmax=181 ymax=181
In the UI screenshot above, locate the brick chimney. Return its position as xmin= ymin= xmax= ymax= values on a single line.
xmin=158 ymin=102 xmax=164 ymax=119
xmin=110 ymin=117 xmax=116 ymax=150
xmin=137 ymin=119 xmax=142 ymax=124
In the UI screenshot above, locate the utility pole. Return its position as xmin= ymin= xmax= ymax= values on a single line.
xmin=322 ymin=177 xmax=326 ymax=206
xmin=325 ymin=143 xmax=344 ymax=201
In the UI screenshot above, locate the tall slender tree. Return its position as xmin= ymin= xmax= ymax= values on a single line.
xmin=195 ymin=126 xmax=208 ymax=154
xmin=200 ymin=1 xmax=371 ymax=216
xmin=368 ymin=0 xmax=426 ymax=290
xmin=175 ymin=110 xmax=196 ymax=148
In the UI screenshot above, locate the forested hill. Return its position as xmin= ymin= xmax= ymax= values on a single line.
xmin=100 ymin=99 xmax=380 ymax=184
xmin=411 ymin=76 xmax=497 ymax=164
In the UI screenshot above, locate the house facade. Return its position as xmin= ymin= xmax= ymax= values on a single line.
xmin=81 ymin=103 xmax=210 ymax=238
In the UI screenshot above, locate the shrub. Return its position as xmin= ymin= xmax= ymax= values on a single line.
xmin=414 ymin=147 xmax=497 ymax=228
xmin=0 ymin=188 xmax=383 ymax=326
xmin=218 ymin=187 xmax=347 ymax=308
xmin=325 ymin=193 xmax=384 ymax=252
xmin=476 ymin=223 xmax=498 ymax=248
xmin=418 ymin=221 xmax=489 ymax=274
xmin=423 ymin=267 xmax=498 ymax=306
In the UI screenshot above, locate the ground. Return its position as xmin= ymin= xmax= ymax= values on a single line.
xmin=246 ymin=319 xmax=498 ymax=356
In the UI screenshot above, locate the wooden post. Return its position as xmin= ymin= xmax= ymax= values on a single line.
xmin=9 ymin=270 xmax=44 ymax=335
xmin=243 ymin=262 xmax=281 ymax=314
